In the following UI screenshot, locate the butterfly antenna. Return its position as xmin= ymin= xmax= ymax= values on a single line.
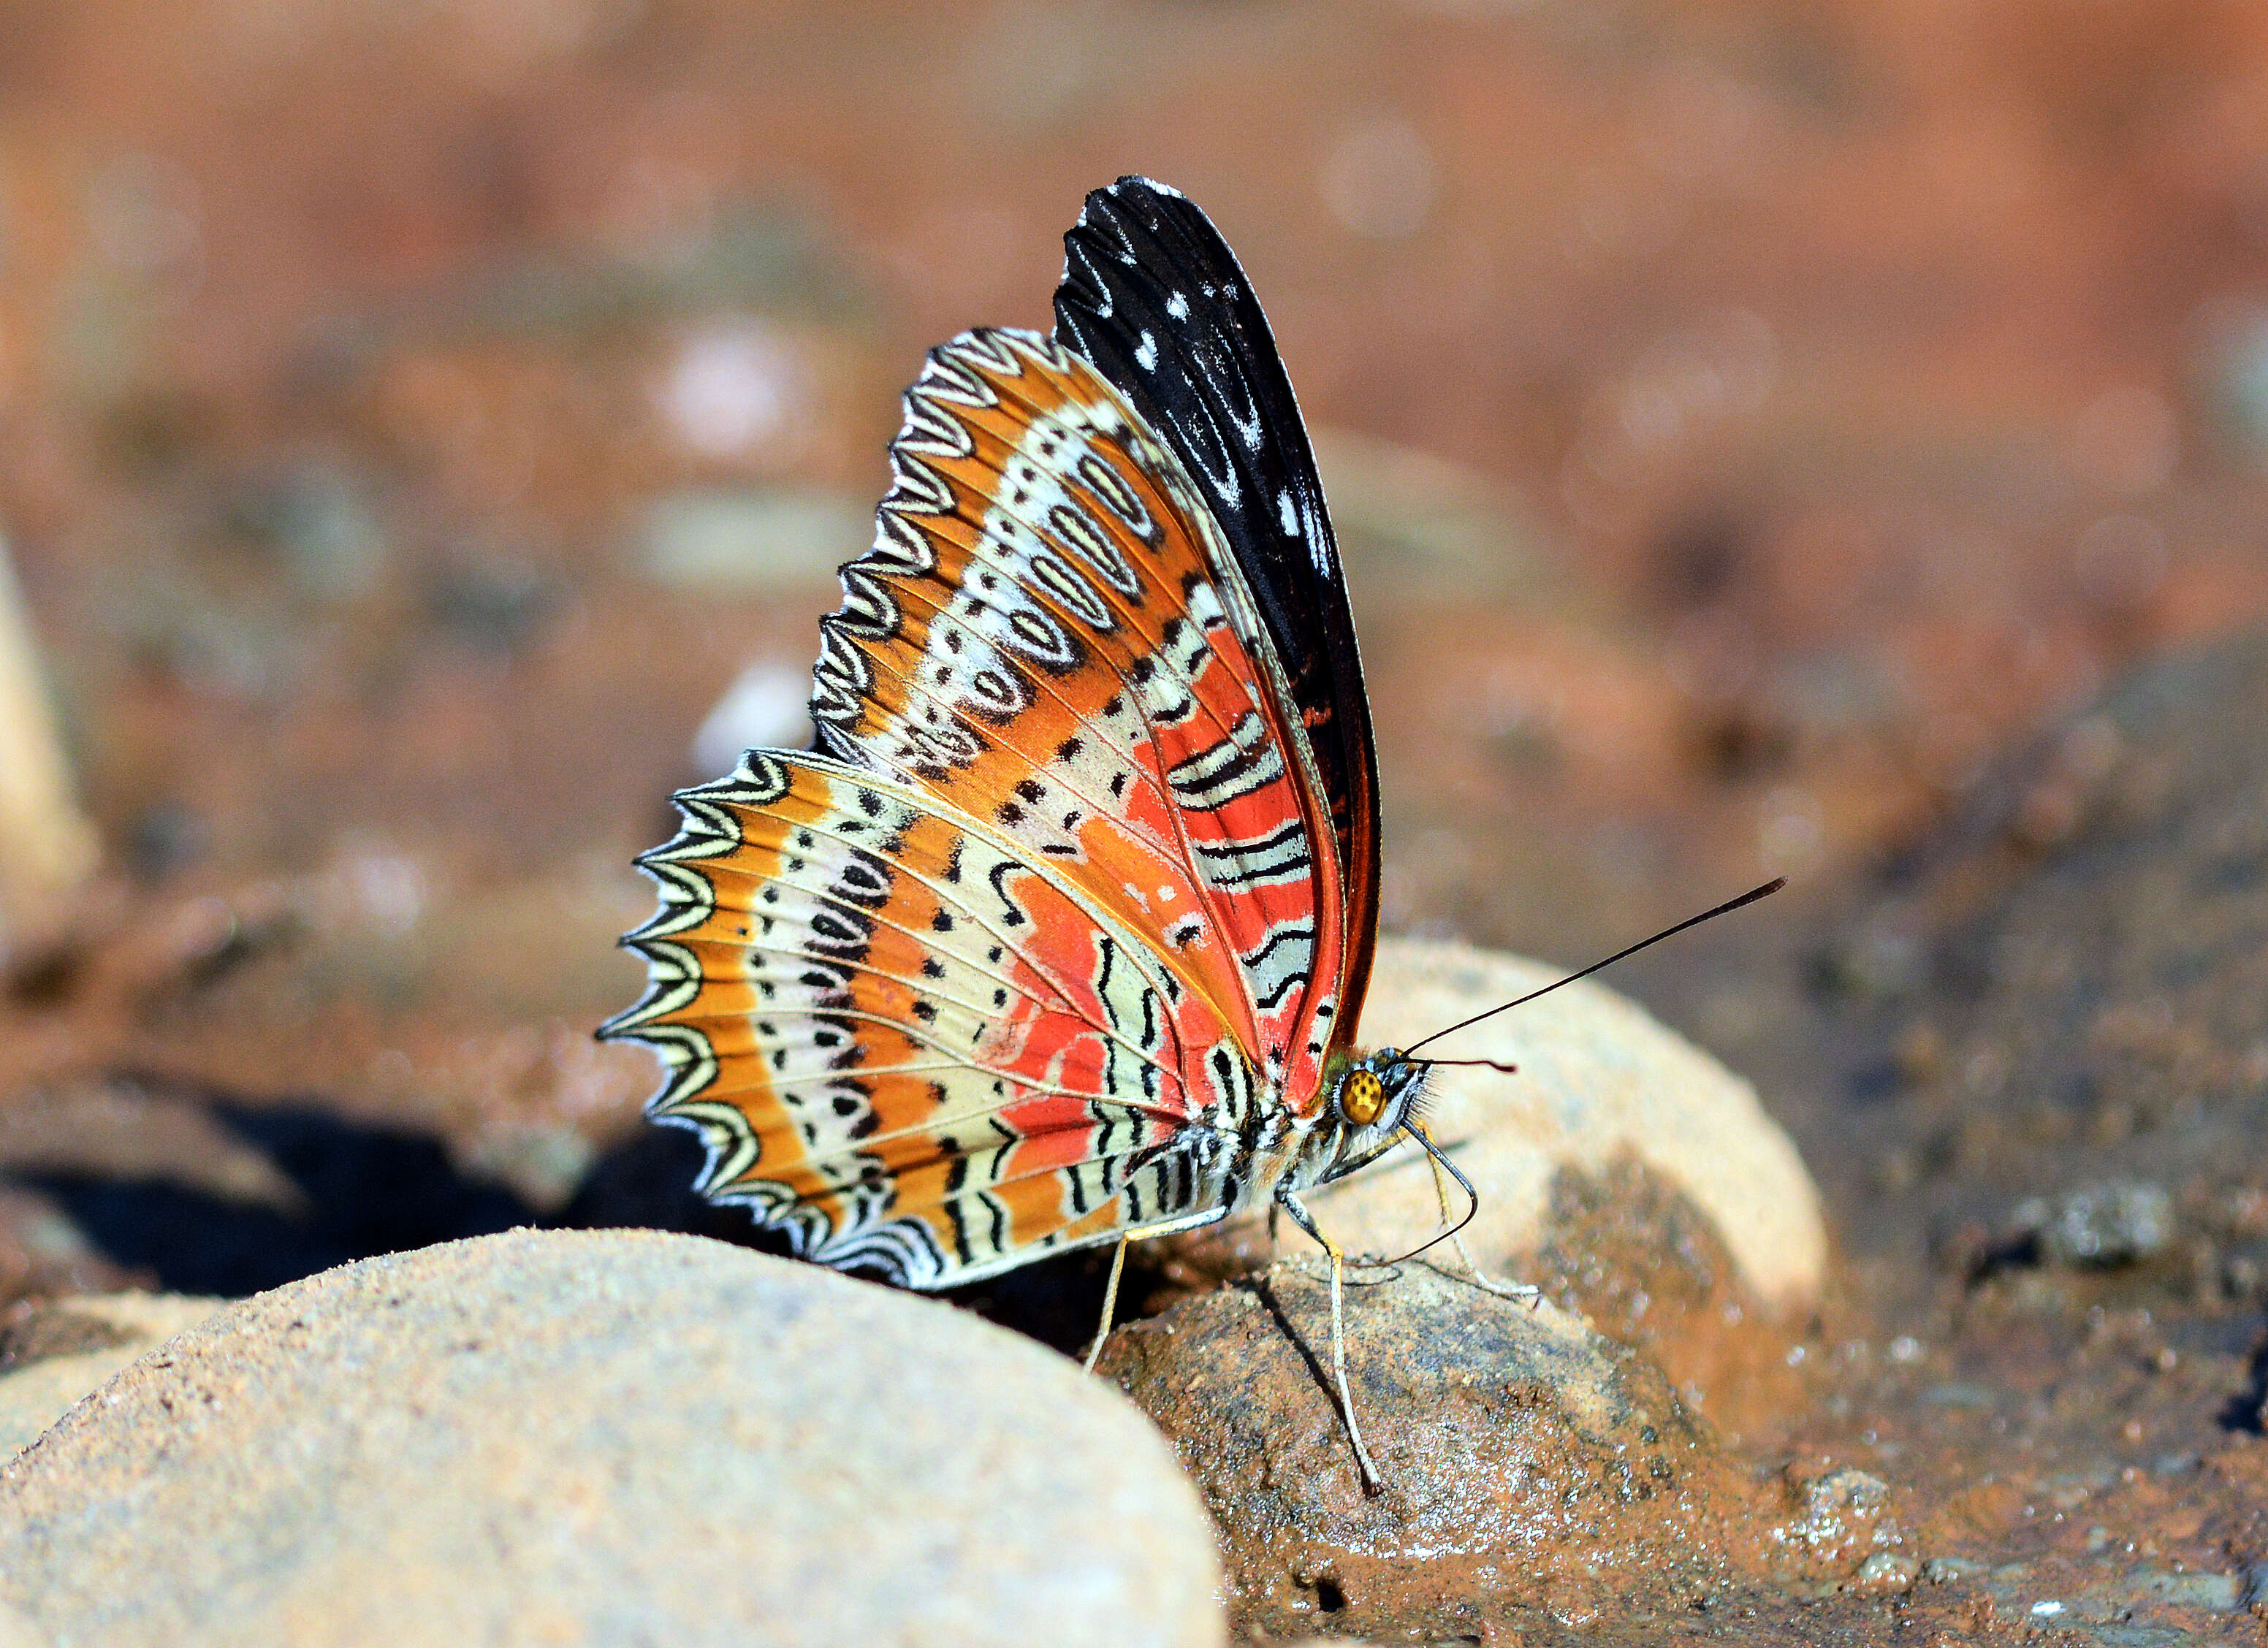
xmin=1402 ymin=876 xmax=1786 ymax=1057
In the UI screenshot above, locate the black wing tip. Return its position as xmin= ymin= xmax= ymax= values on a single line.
xmin=1072 ymin=176 xmax=1209 ymax=252
xmin=1091 ymin=175 xmax=1184 ymax=211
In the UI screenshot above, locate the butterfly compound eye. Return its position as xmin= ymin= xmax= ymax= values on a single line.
xmin=1341 ymin=1069 xmax=1386 ymax=1126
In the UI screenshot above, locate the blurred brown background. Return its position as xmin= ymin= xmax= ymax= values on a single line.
xmin=3 ymin=0 xmax=2266 ymax=1297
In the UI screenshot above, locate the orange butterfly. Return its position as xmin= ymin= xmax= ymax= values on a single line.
xmin=604 ymin=178 xmax=1780 ymax=1485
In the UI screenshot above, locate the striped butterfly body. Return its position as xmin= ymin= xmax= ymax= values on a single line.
xmin=604 ymin=182 xmax=1439 ymax=1437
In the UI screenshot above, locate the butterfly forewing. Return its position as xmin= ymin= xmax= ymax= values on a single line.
xmin=1055 ymin=177 xmax=1382 ymax=1039
xmin=810 ymin=327 xmax=1349 ymax=1103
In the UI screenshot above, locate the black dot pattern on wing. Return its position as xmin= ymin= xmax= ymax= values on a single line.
xmin=1051 ymin=177 xmax=1381 ymax=955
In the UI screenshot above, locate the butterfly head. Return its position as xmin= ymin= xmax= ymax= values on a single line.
xmin=1328 ymin=1048 xmax=1427 ymax=1134
xmin=1297 ymin=1049 xmax=1437 ymax=1193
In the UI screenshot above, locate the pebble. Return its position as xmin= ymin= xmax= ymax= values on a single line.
xmin=218 ymin=462 xmax=387 ymax=603
xmin=1963 ymin=1560 xmax=2245 ymax=1634
xmin=1776 ymin=1466 xmax=1892 ymax=1562
xmin=2012 ymin=1179 xmax=2172 ymax=1267
xmin=1309 ymin=426 xmax=1549 ymax=603
xmin=2123 ymin=1568 xmax=2240 ymax=1611
xmin=1219 ymin=936 xmax=1825 ymax=1309
xmin=690 ymin=657 xmax=815 ymax=772
xmin=637 ymin=487 xmax=867 ymax=591
xmin=1 ymin=1229 xmax=1225 ymax=1648
xmin=1852 ymin=1552 xmax=1919 ymax=1591
xmin=1922 ymin=1556 xmax=1989 ymax=1582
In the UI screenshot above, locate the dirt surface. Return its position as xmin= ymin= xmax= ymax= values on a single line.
xmin=1626 ymin=630 xmax=2268 ymax=1646
xmin=6 ymin=5 xmax=2268 ymax=1642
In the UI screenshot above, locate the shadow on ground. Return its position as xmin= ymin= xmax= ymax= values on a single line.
xmin=15 ymin=1105 xmax=1119 ymax=1348
xmin=24 ymin=1105 xmax=539 ymax=1297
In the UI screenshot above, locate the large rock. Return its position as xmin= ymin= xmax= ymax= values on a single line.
xmin=1 ymin=1229 xmax=1225 ymax=1648
xmin=1206 ymin=937 xmax=1825 ymax=1310
xmin=1096 ymin=1259 xmax=1879 ymax=1641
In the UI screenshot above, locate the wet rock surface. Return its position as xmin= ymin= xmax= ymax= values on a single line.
xmin=1522 ymin=1155 xmax=1814 ymax=1445
xmin=1097 ymin=1260 xmax=1795 ymax=1640
xmin=1 ymin=1229 xmax=1226 ymax=1648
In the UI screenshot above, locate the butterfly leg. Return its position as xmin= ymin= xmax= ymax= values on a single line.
xmin=1410 ymin=1120 xmax=1540 ymax=1307
xmin=1081 ymin=1219 xmax=1197 ymax=1374
xmin=1083 ymin=1235 xmax=1135 ymax=1373
xmin=1276 ymin=1190 xmax=1383 ymax=1495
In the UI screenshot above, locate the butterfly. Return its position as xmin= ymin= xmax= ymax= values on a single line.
xmin=606 ymin=177 xmax=1521 ymax=1486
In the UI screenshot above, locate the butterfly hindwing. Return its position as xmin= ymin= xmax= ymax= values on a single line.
xmin=604 ymin=750 xmax=1261 ymax=1284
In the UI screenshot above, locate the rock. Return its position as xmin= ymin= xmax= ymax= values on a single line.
xmin=1976 ymin=1562 xmax=2244 ymax=1629
xmin=1095 ymin=1257 xmax=1796 ymax=1639
xmin=1203 ymin=936 xmax=1825 ymax=1311
xmin=0 ymin=1183 xmax=140 ymax=1304
xmin=218 ymin=462 xmax=388 ymax=603
xmin=0 ymin=1080 xmax=308 ymax=1214
xmin=2012 ymin=1179 xmax=2173 ymax=1267
xmin=1 ymin=1228 xmax=1225 ymax=1648
xmin=0 ymin=1292 xmax=224 ymax=1459
xmin=1775 ymin=1465 xmax=1894 ymax=1568
xmin=1853 ymin=1551 xmax=1920 ymax=1591
xmin=1309 ymin=426 xmax=1553 ymax=605
xmin=690 ymin=657 xmax=815 ymax=773
xmin=1922 ymin=1556 xmax=1990 ymax=1583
